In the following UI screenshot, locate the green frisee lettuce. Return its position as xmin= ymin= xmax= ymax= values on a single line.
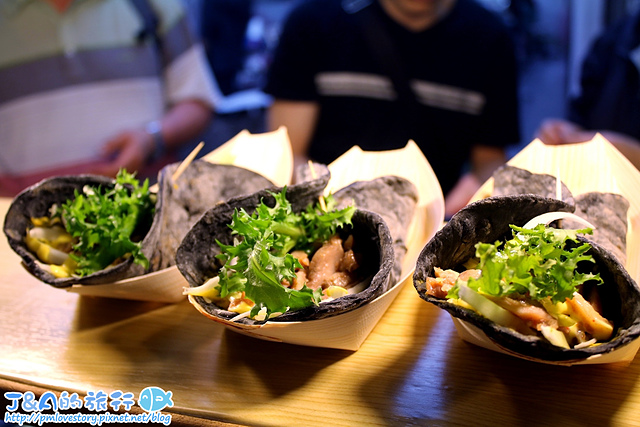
xmin=448 ymin=224 xmax=603 ymax=303
xmin=58 ymin=169 xmax=154 ymax=276
xmin=215 ymin=187 xmax=356 ymax=319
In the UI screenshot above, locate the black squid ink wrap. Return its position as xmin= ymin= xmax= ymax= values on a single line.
xmin=176 ymin=168 xmax=418 ymax=324
xmin=148 ymin=160 xmax=275 ymax=271
xmin=4 ymin=175 xmax=154 ymax=287
xmin=3 ymin=160 xmax=275 ymax=288
xmin=413 ymin=194 xmax=640 ymax=363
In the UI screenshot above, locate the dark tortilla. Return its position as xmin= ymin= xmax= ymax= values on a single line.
xmin=149 ymin=161 xmax=275 ymax=270
xmin=3 ymin=161 xmax=275 ymax=288
xmin=176 ymin=173 xmax=400 ymax=324
xmin=564 ymin=192 xmax=629 ymax=266
xmin=332 ymin=176 xmax=418 ymax=282
xmin=492 ymin=165 xmax=575 ymax=208
xmin=292 ymin=161 xmax=330 ymax=185
xmin=413 ymin=194 xmax=640 ymax=363
xmin=3 ymin=175 xmax=155 ymax=287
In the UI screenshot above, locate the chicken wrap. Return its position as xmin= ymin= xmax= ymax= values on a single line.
xmin=3 ymin=161 xmax=274 ymax=287
xmin=177 ymin=172 xmax=418 ymax=324
xmin=413 ymin=194 xmax=640 ymax=362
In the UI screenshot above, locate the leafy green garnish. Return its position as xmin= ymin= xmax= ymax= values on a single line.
xmin=215 ymin=187 xmax=356 ymax=319
xmin=448 ymin=224 xmax=602 ymax=303
xmin=59 ymin=170 xmax=155 ymax=276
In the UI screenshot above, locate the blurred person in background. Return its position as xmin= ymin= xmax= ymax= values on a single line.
xmin=197 ymin=0 xmax=270 ymax=147
xmin=200 ymin=0 xmax=252 ymax=97
xmin=537 ymin=8 xmax=640 ymax=169
xmin=264 ymin=0 xmax=520 ymax=218
xmin=0 ymin=0 xmax=221 ymax=197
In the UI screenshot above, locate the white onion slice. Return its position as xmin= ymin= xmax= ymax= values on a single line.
xmin=523 ymin=212 xmax=595 ymax=230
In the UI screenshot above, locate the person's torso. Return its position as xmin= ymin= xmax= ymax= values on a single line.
xmin=291 ymin=0 xmax=516 ymax=192
xmin=0 ymin=0 xmax=184 ymax=178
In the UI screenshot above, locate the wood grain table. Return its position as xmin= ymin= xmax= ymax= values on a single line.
xmin=2 ymin=197 xmax=640 ymax=427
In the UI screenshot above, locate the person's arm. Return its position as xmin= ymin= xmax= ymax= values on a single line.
xmin=444 ymin=145 xmax=506 ymax=218
xmin=268 ymin=99 xmax=320 ymax=173
xmin=90 ymin=0 xmax=220 ymax=179
xmin=263 ymin=1 xmax=321 ymax=175
xmin=470 ymin=144 xmax=507 ymax=184
xmin=536 ymin=118 xmax=586 ymax=145
xmin=92 ymin=100 xmax=212 ymax=177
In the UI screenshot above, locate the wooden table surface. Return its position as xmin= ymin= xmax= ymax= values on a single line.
xmin=3 ymin=196 xmax=640 ymax=427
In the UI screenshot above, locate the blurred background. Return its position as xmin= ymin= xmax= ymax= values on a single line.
xmin=183 ymin=0 xmax=640 ymax=157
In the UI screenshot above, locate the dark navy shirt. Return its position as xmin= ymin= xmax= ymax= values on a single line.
xmin=265 ymin=0 xmax=520 ymax=194
xmin=569 ymin=12 xmax=640 ymax=140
